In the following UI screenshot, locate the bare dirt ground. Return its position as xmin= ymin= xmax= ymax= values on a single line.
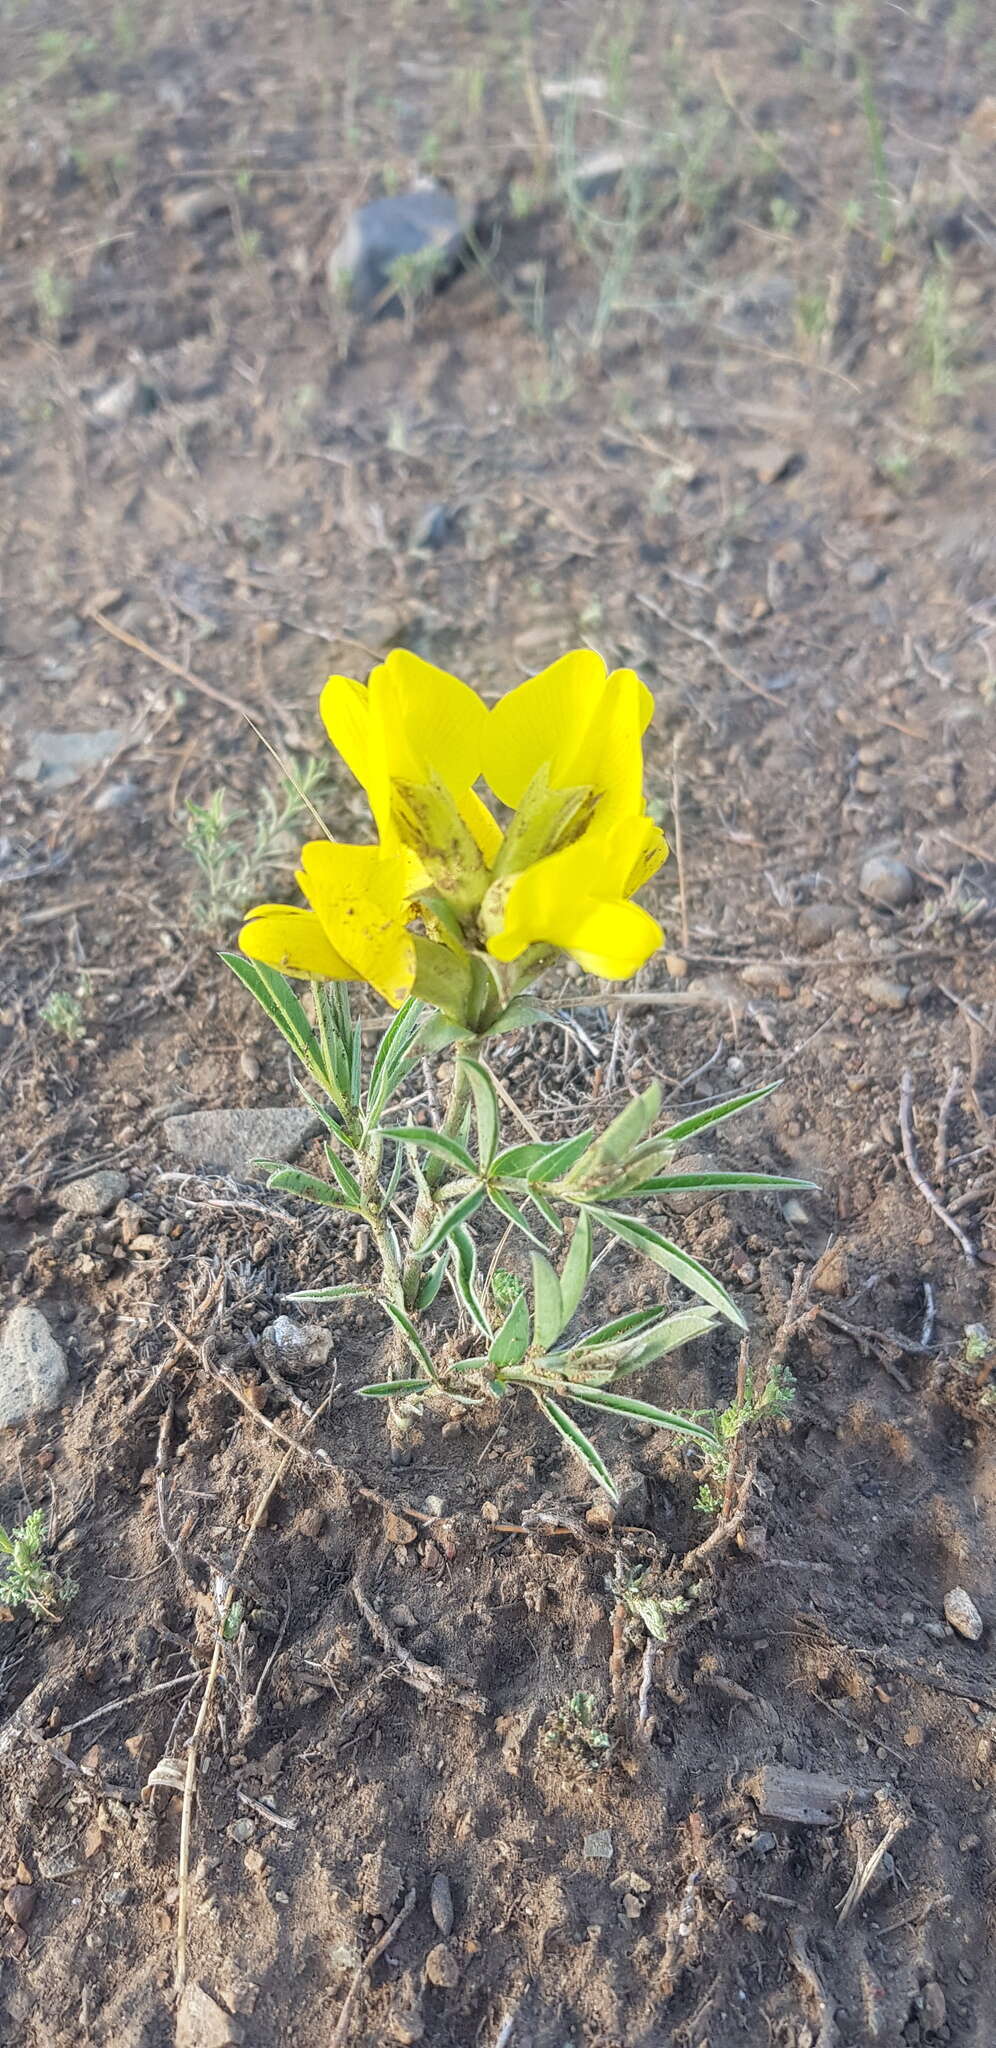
xmin=2 ymin=1 xmax=996 ymax=2042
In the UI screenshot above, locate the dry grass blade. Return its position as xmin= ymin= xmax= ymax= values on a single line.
xmin=898 ymin=1068 xmax=976 ymax=1263
xmin=837 ymin=1813 xmax=906 ymax=1924
xmin=330 ymin=1887 xmax=416 ymax=2048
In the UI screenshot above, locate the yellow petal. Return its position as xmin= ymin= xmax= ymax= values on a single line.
xmin=238 ymin=904 xmax=355 ymax=980
xmin=483 ymin=652 xmax=655 ymax=822
xmin=297 ymin=841 xmax=415 ymax=1008
xmin=484 ymin=816 xmax=666 ymax=979
xmin=319 ymin=674 xmax=389 ymax=837
xmin=368 ymin=649 xmax=489 ymax=799
xmin=458 ymin=786 xmax=503 ymax=866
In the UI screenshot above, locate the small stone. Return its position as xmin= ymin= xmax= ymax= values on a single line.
xmin=226 ymin=1817 xmax=255 ymax=1844
xmin=175 ymin=1982 xmax=244 ymax=2048
xmin=328 ymin=184 xmax=465 ymax=317
xmin=55 ymin=1170 xmax=128 ymax=1217
xmin=944 ymin=1587 xmax=982 ymax=1641
xmin=385 ymin=1512 xmax=418 ymax=1546
xmin=750 ymin=443 xmax=800 ymax=485
xmin=0 ymin=1305 xmax=69 ymax=1427
xmin=239 ymin=1052 xmax=260 ymax=1082
xmin=664 ymin=952 xmax=688 ymax=978
xmin=847 ymin=554 xmax=885 ymax=590
xmin=859 ymin=973 xmax=909 ymax=1012
xmin=91 ymin=372 xmax=142 ymax=424
xmin=811 ymin=1241 xmax=848 ymax=1296
xmin=582 ymin=1829 xmax=613 ymax=1862
xmin=15 ymin=728 xmax=126 ymax=791
xmin=859 ymin=854 xmax=915 ymax=908
xmin=3 ymin=1884 xmax=36 ymax=1929
xmin=622 ymin=1891 xmax=644 ymax=1918
xmin=243 ymin=1848 xmax=267 ymax=1878
xmin=411 ymin=504 xmax=452 ymax=550
xmin=162 ymin=1107 xmax=319 ymax=1180
xmin=741 ymin=962 xmax=794 ymax=997
xmin=388 ymin=2007 xmax=425 ymax=2044
xmin=163 ymin=186 xmax=227 ymax=231
xmin=430 ymin=1872 xmax=454 ymax=1937
xmin=93 ymin=778 xmax=139 ymax=812
xmin=795 ymin=902 xmax=852 ymax=950
xmin=920 ymin=1982 xmax=946 ymax=2034
xmin=424 ymin=1943 xmax=460 ymax=1989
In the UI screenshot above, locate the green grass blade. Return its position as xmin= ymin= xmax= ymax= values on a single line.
xmin=659 ymin=1083 xmax=780 ymax=1148
xmin=539 ymin=1394 xmax=619 ymax=1503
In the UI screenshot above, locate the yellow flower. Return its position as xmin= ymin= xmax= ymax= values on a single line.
xmin=238 ymin=646 xmax=667 ymax=1017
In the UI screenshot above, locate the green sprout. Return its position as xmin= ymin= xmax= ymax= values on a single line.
xmin=543 ymin=1690 xmax=613 ymax=1773
xmin=0 ymin=1510 xmax=74 ymax=1622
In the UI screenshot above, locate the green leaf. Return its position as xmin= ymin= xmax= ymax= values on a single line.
xmin=635 ymin=1172 xmax=816 ymax=1195
xmin=416 ymin=1012 xmax=475 ymax=1056
xmin=660 ymin=1083 xmax=780 ymax=1148
xmin=378 ymin=1298 xmax=441 ymax=1381
xmin=415 ymin=1254 xmax=449 ymax=1310
xmin=461 ymin=1056 xmax=500 ymax=1168
xmin=379 ymin=1125 xmax=477 ymax=1174
xmin=605 ymin=1304 xmax=719 ymax=1376
xmin=366 ymin=997 xmax=425 ymax=1120
xmin=529 ymin=1130 xmax=594 ymax=1183
xmin=263 ymin=1166 xmax=350 ymax=1210
xmin=577 ymin=1304 xmax=666 ymax=1348
xmin=488 ymin=1290 xmax=531 ymax=1370
xmin=411 ymin=935 xmax=474 ymax=1021
xmin=357 ymin=1377 xmax=430 ymax=1398
xmin=588 ymin=1206 xmax=748 ymax=1329
xmin=487 ymin=1185 xmax=550 ymax=1250
xmin=491 ymin=1140 xmax=551 ymax=1179
xmin=480 ymin=996 xmax=552 ymax=1036
xmin=527 ymin=1185 xmax=564 ymax=1235
xmin=563 ymin=1383 xmax=721 ymax=1450
xmin=285 ymin=1282 xmax=369 ymax=1303
xmin=322 ymin=1146 xmax=362 ymax=1207
xmin=539 ymin=1395 xmax=618 ymax=1503
xmin=448 ymin=1224 xmax=492 ymax=1337
xmin=531 ymin=1251 xmax=564 ymax=1352
xmin=222 ymin=954 xmax=315 ymax=1062
xmin=558 ymin=1209 xmax=592 ymax=1328
xmin=418 ymin=1186 xmax=486 ymax=1258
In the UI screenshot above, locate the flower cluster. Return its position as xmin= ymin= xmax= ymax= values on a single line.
xmin=239 ymin=649 xmax=667 ymax=1027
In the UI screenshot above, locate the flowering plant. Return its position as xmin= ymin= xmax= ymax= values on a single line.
xmin=226 ymin=650 xmax=807 ymax=1501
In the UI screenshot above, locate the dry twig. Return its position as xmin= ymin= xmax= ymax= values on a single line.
xmin=899 ymin=1069 xmax=976 ymax=1263
xmin=330 ymin=1887 xmax=417 ymax=2048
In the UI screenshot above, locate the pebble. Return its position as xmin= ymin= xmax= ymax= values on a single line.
xmin=859 ymin=973 xmax=910 ymax=1013
xmin=163 ymin=186 xmax=227 ymax=231
xmin=385 ymin=1511 xmax=418 ymax=1546
xmin=93 ymin=778 xmax=139 ymax=812
xmin=411 ymin=504 xmax=452 ymax=550
xmin=750 ymin=443 xmax=800 ymax=485
xmin=91 ymin=372 xmax=142 ymax=425
xmin=14 ymin=728 xmax=126 ymax=791
xmin=859 ymin=853 xmax=916 ymax=908
xmin=430 ymin=1872 xmax=454 ymax=1937
xmin=3 ymin=1884 xmax=36 ymax=1929
xmin=582 ymin=1829 xmax=613 ymax=1862
xmin=175 ymin=1982 xmax=245 ymax=2048
xmin=239 ymin=1051 xmax=260 ymax=1082
xmin=944 ymin=1587 xmax=982 ymax=1641
xmin=424 ymin=1943 xmax=460 ymax=1990
xmin=388 ymin=2008 xmax=425 ymax=2044
xmin=55 ymin=1170 xmax=128 ymax=1218
xmin=795 ymin=902 xmax=846 ymax=950
xmin=0 ymin=1304 xmax=69 ymax=1427
xmin=328 ymin=184 xmax=465 ymax=317
xmin=810 ymin=1242 xmax=848 ymax=1296
xmin=162 ymin=1107 xmax=319 ymax=1179
xmin=920 ymin=1982 xmax=946 ymax=2033
xmin=847 ymin=554 xmax=885 ymax=590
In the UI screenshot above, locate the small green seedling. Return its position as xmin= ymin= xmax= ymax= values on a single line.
xmin=40 ymin=990 xmax=85 ymax=1041
xmin=0 ymin=1510 xmax=74 ymax=1622
xmin=542 ymin=1690 xmax=613 ymax=1774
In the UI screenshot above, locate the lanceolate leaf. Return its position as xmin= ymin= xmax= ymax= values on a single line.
xmin=285 ymin=1282 xmax=370 ymax=1304
xmin=577 ymin=1304 xmax=664 ymax=1348
xmin=378 ymin=1298 xmax=442 ymax=1382
xmin=487 ymin=1185 xmax=550 ymax=1250
xmin=357 ymin=1376 xmax=430 ymax=1398
xmin=539 ymin=1395 xmax=619 ymax=1503
xmin=588 ymin=1205 xmax=747 ymax=1329
xmin=659 ymin=1083 xmax=780 ymax=1148
xmin=527 ymin=1185 xmax=564 ymax=1235
xmin=491 ymin=1140 xmax=551 ymax=1179
xmin=448 ymin=1223 xmax=492 ymax=1337
xmin=562 ymin=1383 xmax=721 ymax=1450
xmin=558 ymin=1209 xmax=592 ymax=1329
xmin=606 ymin=1303 xmax=719 ymax=1375
xmin=379 ymin=1125 xmax=477 ymax=1174
xmin=634 ymin=1171 xmax=816 ymax=1195
xmin=560 ymin=1082 xmax=661 ymax=1192
xmin=461 ymin=1057 xmax=501 ymax=1168
xmin=222 ymin=955 xmax=315 ymax=1063
xmin=415 ymin=1254 xmax=449 ymax=1310
xmin=322 ymin=1146 xmax=363 ymax=1207
xmin=488 ymin=1290 xmax=531 ymax=1370
xmin=366 ymin=997 xmax=425 ymax=1121
xmin=531 ymin=1251 xmax=564 ymax=1352
xmin=529 ymin=1130 xmax=594 ymax=1184
xmin=263 ymin=1166 xmax=352 ymax=1210
xmin=418 ymin=1186 xmax=486 ymax=1258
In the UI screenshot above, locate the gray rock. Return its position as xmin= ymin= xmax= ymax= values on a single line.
xmin=796 ymin=902 xmax=845 ymax=950
xmin=163 ymin=186 xmax=227 ymax=231
xmin=15 ymin=728 xmax=126 ymax=790
xmin=0 ymin=1306 xmax=69 ymax=1428
xmin=859 ymin=853 xmax=916 ymax=908
xmin=175 ymin=1982 xmax=244 ymax=2048
xmin=430 ymin=1873 xmax=454 ymax=1937
xmin=411 ymin=503 xmax=452 ymax=550
xmin=859 ymin=973 xmax=909 ymax=1012
xmin=162 ymin=1107 xmax=319 ymax=1180
xmin=847 ymin=554 xmax=885 ymax=591
xmin=328 ymin=184 xmax=465 ymax=316
xmin=944 ymin=1586 xmax=982 ymax=1641
xmin=91 ymin=372 xmax=141 ymax=424
xmin=93 ymin=778 xmax=140 ymax=813
xmin=424 ymin=1943 xmax=459 ymax=1990
xmin=55 ymin=1170 xmax=128 ymax=1217
xmin=582 ymin=1828 xmax=613 ymax=1861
